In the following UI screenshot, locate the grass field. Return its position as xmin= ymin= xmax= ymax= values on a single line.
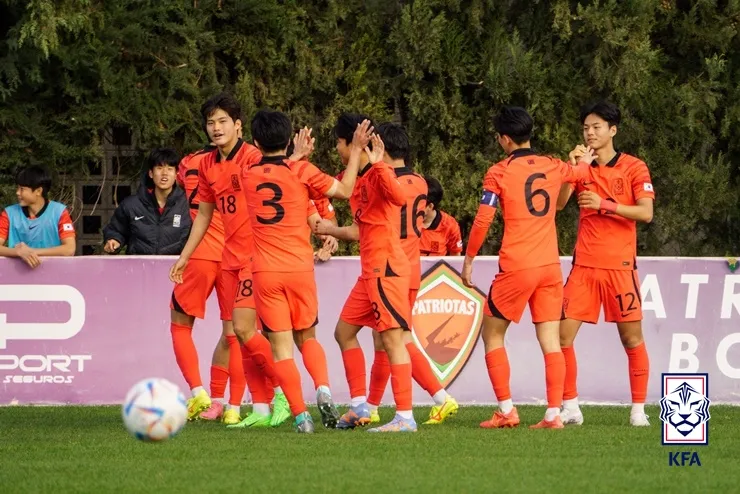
xmin=1 ymin=405 xmax=737 ymax=493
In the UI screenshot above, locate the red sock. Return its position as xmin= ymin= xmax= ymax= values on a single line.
xmin=341 ymin=347 xmax=366 ymax=398
xmin=544 ymin=351 xmax=566 ymax=409
xmin=367 ymin=351 xmax=391 ymax=407
xmin=406 ymin=342 xmax=442 ymax=397
xmin=226 ymin=335 xmax=246 ymax=407
xmin=562 ymin=346 xmax=578 ymax=400
xmin=390 ymin=363 xmax=412 ymax=412
xmin=170 ymin=323 xmax=202 ymax=389
xmin=274 ymin=359 xmax=307 ymax=416
xmin=244 ymin=332 xmax=278 ymax=382
xmin=210 ymin=365 xmax=228 ymax=399
xmin=300 ymin=338 xmax=330 ymax=389
xmin=485 ymin=348 xmax=511 ymax=401
xmin=241 ymin=345 xmax=270 ymax=404
xmin=625 ymin=342 xmax=650 ymax=403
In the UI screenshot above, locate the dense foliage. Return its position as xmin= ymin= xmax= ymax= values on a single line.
xmin=2 ymin=0 xmax=739 ymax=255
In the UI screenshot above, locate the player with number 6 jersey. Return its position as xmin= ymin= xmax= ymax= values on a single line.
xmin=556 ymin=101 xmax=654 ymax=428
xmin=364 ymin=123 xmax=460 ymax=427
xmin=462 ymin=106 xmax=592 ymax=430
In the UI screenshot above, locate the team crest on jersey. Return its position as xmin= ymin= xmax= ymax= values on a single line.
xmin=231 ymin=174 xmax=241 ymax=192
xmin=361 ymin=185 xmax=369 ymax=203
xmin=411 ymin=261 xmax=484 ymax=388
xmin=612 ymin=178 xmax=625 ymax=196
xmin=659 ymin=373 xmax=710 ymax=446
xmin=431 ymin=241 xmax=440 ymax=253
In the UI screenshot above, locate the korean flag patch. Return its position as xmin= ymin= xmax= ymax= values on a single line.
xmin=643 ymin=183 xmax=654 ymax=192
xmin=481 ymin=190 xmax=499 ymax=207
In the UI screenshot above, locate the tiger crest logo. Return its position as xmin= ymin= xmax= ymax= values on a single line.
xmin=659 ymin=373 xmax=710 ymax=446
xmin=411 ymin=261 xmax=484 ymax=388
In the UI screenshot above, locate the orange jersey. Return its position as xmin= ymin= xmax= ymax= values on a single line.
xmin=197 ymin=139 xmax=262 ymax=270
xmin=243 ymin=156 xmax=334 ymax=273
xmin=481 ymin=149 xmax=587 ymax=272
xmin=420 ymin=210 xmax=462 ymax=256
xmin=394 ymin=167 xmax=427 ymax=288
xmin=312 ymin=196 xmax=336 ymax=220
xmin=572 ymin=152 xmax=654 ymax=270
xmin=0 ymin=205 xmax=75 ymax=241
xmin=177 ymin=146 xmax=225 ymax=262
xmin=351 ymin=162 xmax=410 ymax=279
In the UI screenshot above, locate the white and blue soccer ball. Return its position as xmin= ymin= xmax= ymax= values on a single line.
xmin=122 ymin=378 xmax=187 ymax=442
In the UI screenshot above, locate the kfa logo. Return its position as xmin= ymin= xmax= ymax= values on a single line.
xmin=411 ymin=261 xmax=484 ymax=387
xmin=659 ymin=373 xmax=710 ymax=467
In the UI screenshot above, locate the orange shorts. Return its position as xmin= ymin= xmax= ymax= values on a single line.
xmin=253 ymin=271 xmax=318 ymax=332
xmin=170 ymin=259 xmax=231 ymax=320
xmin=340 ymin=276 xmax=411 ymax=332
xmin=485 ymin=263 xmax=563 ymax=324
xmin=563 ymin=265 xmax=643 ymax=323
xmin=221 ymin=267 xmax=255 ymax=321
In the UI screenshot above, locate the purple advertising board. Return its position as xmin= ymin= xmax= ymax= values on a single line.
xmin=1 ymin=256 xmax=739 ymax=405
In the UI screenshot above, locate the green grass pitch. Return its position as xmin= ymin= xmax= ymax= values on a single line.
xmin=1 ymin=405 xmax=736 ymax=493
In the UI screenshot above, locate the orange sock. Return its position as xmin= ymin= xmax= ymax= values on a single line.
xmin=544 ymin=351 xmax=566 ymax=409
xmin=367 ymin=351 xmax=391 ymax=407
xmin=562 ymin=346 xmax=578 ymax=400
xmin=341 ymin=347 xmax=366 ymax=399
xmin=390 ymin=363 xmax=412 ymax=412
xmin=625 ymin=342 xmax=649 ymax=403
xmin=241 ymin=345 xmax=270 ymax=405
xmin=300 ymin=338 xmax=330 ymax=389
xmin=274 ymin=359 xmax=307 ymax=416
xmin=210 ymin=365 xmax=228 ymax=399
xmin=170 ymin=323 xmax=202 ymax=389
xmin=244 ymin=333 xmax=278 ymax=382
xmin=406 ymin=342 xmax=443 ymax=397
xmin=226 ymin=335 xmax=246 ymax=407
xmin=485 ymin=348 xmax=511 ymax=401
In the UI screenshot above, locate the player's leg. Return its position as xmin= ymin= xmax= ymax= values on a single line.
xmin=366 ymin=277 xmax=416 ymax=433
xmin=560 ymin=265 xmax=600 ymax=425
xmin=335 ymin=279 xmax=374 ymax=429
xmin=606 ymin=269 xmax=650 ymax=426
xmin=169 ymin=259 xmax=218 ymax=420
xmin=200 ymin=330 xmax=229 ymax=421
xmin=289 ymin=272 xmax=339 ymax=429
xmin=366 ymin=330 xmax=389 ymax=422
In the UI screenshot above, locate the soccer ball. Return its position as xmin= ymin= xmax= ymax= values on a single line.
xmin=121 ymin=378 xmax=187 ymax=442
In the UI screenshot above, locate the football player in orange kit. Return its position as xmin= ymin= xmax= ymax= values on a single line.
xmin=314 ymin=114 xmax=417 ymax=433
xmin=419 ymin=176 xmax=463 ymax=256
xmin=462 ymin=106 xmax=593 ymax=429
xmin=557 ymin=101 xmax=654 ymax=427
xmin=242 ymin=110 xmax=371 ymax=432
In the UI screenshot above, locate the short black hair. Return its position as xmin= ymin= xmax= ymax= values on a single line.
xmin=424 ymin=175 xmax=443 ymax=209
xmin=580 ymin=100 xmax=621 ymax=127
xmin=200 ymin=92 xmax=242 ymax=128
xmin=16 ymin=166 xmax=52 ymax=199
xmin=146 ymin=148 xmax=180 ymax=170
xmin=493 ymin=106 xmax=533 ymax=145
xmin=376 ymin=123 xmax=410 ymax=161
xmin=333 ymin=113 xmax=373 ymax=144
xmin=251 ymin=109 xmax=292 ymax=153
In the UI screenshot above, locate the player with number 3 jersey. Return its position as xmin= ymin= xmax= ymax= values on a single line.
xmin=462 ymin=106 xmax=592 ymax=430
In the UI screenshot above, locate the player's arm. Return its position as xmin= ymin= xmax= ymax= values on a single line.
xmin=557 ymin=145 xmax=592 ymax=210
xmin=102 ymin=201 xmax=131 ymax=253
xmin=325 ymin=120 xmax=373 ymax=199
xmin=0 ymin=212 xmax=16 ymax=257
xmin=313 ymin=218 xmax=359 ymax=242
xmin=0 ymin=239 xmax=18 ymax=257
xmin=35 ymin=209 xmax=76 ymax=257
xmin=178 ymin=201 xmax=214 ymax=261
xmin=556 ymin=184 xmax=574 ymax=211
xmin=461 ymin=187 xmax=499 ymax=287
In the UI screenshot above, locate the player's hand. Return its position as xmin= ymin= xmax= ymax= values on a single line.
xmin=322 ymin=235 xmax=339 ymax=254
xmin=15 ymin=243 xmax=41 ymax=269
xmin=313 ymin=218 xmax=334 ymax=236
xmin=290 ymin=127 xmax=315 ymax=161
xmin=461 ymin=258 xmax=474 ymax=288
xmin=568 ymin=144 xmax=588 ymax=165
xmin=314 ymin=245 xmax=333 ymax=263
xmin=350 ymin=120 xmax=374 ymax=152
xmin=169 ymin=257 xmax=189 ymax=284
xmin=578 ymin=146 xmax=597 ymax=165
xmin=365 ymin=133 xmax=385 ymax=164
xmin=577 ymin=190 xmax=603 ymax=210
xmin=104 ymin=239 xmax=120 ymax=254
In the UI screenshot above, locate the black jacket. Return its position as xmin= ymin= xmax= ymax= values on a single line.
xmin=103 ymin=175 xmax=191 ymax=255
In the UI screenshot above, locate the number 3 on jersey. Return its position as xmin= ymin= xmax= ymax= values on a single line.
xmin=256 ymin=182 xmax=285 ymax=224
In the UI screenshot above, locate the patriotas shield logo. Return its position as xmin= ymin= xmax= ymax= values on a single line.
xmin=411 ymin=261 xmax=484 ymax=388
